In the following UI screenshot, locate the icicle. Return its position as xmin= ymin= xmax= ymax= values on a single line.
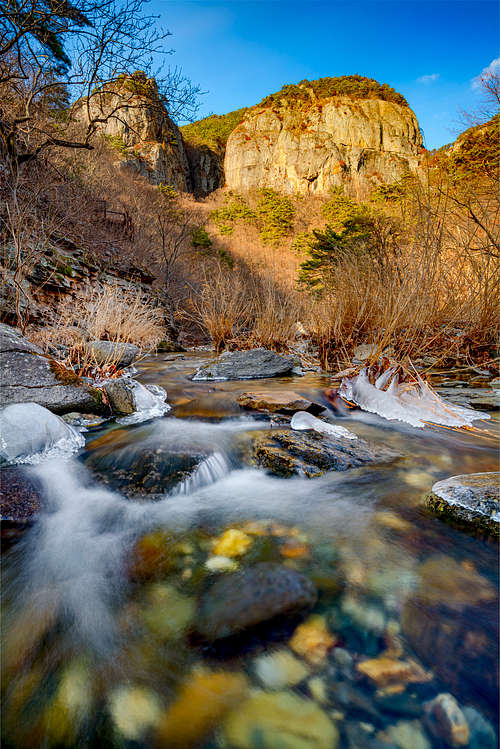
xmin=291 ymin=411 xmax=358 ymax=440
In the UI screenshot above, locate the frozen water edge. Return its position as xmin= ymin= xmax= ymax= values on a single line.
xmin=117 ymin=382 xmax=171 ymax=425
xmin=339 ymin=368 xmax=490 ymax=429
xmin=291 ymin=410 xmax=358 ymax=440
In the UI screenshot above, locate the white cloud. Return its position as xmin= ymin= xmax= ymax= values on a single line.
xmin=472 ymin=57 xmax=500 ymax=88
xmin=417 ymin=73 xmax=440 ymax=84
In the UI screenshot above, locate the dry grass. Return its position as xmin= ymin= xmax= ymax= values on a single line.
xmin=30 ymin=282 xmax=165 ymax=376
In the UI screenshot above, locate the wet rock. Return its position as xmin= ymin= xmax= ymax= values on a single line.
xmin=401 ymin=555 xmax=498 ymax=716
xmin=434 ymin=386 xmax=499 ymax=412
xmin=0 ymin=323 xmax=100 ymax=414
xmin=379 ymin=719 xmax=431 ymax=749
xmin=109 ymin=685 xmax=162 ymax=741
xmin=195 ymin=562 xmax=317 ymax=641
xmin=329 ymin=682 xmax=385 ymax=727
xmin=212 ymin=528 xmax=253 ymax=557
xmin=128 ymin=529 xmax=175 ymax=581
xmin=139 ymin=583 xmax=195 ymax=639
xmin=101 ymin=378 xmax=135 ymax=414
xmin=356 ymin=655 xmax=432 ymax=689
xmin=463 ymin=706 xmax=497 ymax=749
xmin=223 ymin=690 xmax=338 ymax=749
xmin=374 ymin=691 xmax=423 ymax=719
xmin=237 ymin=390 xmax=324 ymax=414
xmin=251 ymin=428 xmax=396 ymax=477
xmin=42 ymin=660 xmax=93 ymax=745
xmin=253 ymin=649 xmax=310 ymax=689
xmin=345 ymin=721 xmax=398 ymax=749
xmin=193 ymin=348 xmax=296 ymax=381
xmin=84 ymin=429 xmax=205 ymax=497
xmin=289 ymin=614 xmax=337 ymax=665
xmin=156 ymin=671 xmax=248 ymax=749
xmin=61 ymin=412 xmax=108 ymax=430
xmin=0 ymin=466 xmax=42 ymax=531
xmin=0 ymin=403 xmax=84 ymax=465
xmin=85 ymin=340 xmax=139 ymax=368
xmin=425 ymin=473 xmax=499 ymax=540
xmin=423 ymin=693 xmax=469 ymax=747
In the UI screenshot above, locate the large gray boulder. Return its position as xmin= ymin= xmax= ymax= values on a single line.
xmin=85 ymin=340 xmax=139 ymax=369
xmin=0 ymin=403 xmax=84 ymax=465
xmin=0 ymin=323 xmax=101 ymax=414
xmin=425 ymin=472 xmax=499 ymax=540
xmin=193 ymin=348 xmax=296 ymax=381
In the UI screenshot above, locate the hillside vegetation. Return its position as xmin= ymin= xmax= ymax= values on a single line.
xmin=180 ymin=108 xmax=249 ymax=149
xmin=258 ymin=74 xmax=409 ymax=108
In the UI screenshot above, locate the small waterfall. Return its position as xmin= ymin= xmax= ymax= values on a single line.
xmin=173 ymin=452 xmax=231 ymax=495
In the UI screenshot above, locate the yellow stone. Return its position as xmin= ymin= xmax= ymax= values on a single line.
xmin=109 ymin=685 xmax=162 ymax=740
xmin=213 ymin=529 xmax=252 ymax=558
xmin=289 ymin=615 xmax=337 ymax=666
xmin=155 ymin=671 xmax=248 ymax=748
xmin=357 ymin=655 xmax=432 ymax=688
xmin=375 ymin=511 xmax=412 ymax=533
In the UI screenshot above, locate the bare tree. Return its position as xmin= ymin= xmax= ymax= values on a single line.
xmin=0 ymin=0 xmax=200 ymax=169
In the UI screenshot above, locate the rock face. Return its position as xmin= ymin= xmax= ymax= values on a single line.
xmin=195 ymin=562 xmax=317 ymax=641
xmin=184 ymin=142 xmax=223 ymax=196
xmin=224 ymin=96 xmax=423 ymax=196
xmin=194 ymin=348 xmax=296 ymax=380
xmin=76 ymin=74 xmax=190 ymax=191
xmin=0 ymin=324 xmax=100 ymax=414
xmin=426 ymin=472 xmax=500 ymax=540
xmin=252 ymin=428 xmax=396 ymax=477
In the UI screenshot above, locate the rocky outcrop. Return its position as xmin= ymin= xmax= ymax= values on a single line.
xmin=237 ymin=390 xmax=323 ymax=414
xmin=76 ymin=73 xmax=190 ymax=191
xmin=224 ymin=96 xmax=423 ymax=196
xmin=0 ymin=324 xmax=101 ymax=414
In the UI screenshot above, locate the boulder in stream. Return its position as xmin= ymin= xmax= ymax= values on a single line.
xmin=251 ymin=428 xmax=396 ymax=477
xmin=195 ymin=562 xmax=317 ymax=641
xmin=0 ymin=466 xmax=43 ymax=541
xmin=425 ymin=473 xmax=499 ymax=540
xmin=0 ymin=323 xmax=101 ymax=414
xmin=193 ymin=348 xmax=296 ymax=381
xmin=237 ymin=390 xmax=324 ymax=414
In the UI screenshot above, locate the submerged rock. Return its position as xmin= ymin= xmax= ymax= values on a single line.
xmin=253 ymin=649 xmax=310 ymax=689
xmin=0 ymin=466 xmax=42 ymax=524
xmin=84 ymin=428 xmax=204 ymax=497
xmin=109 ymin=684 xmax=162 ymax=741
xmin=423 ymin=693 xmax=469 ymax=747
xmin=251 ymin=428 xmax=396 ymax=477
xmin=193 ymin=348 xmax=296 ymax=381
xmin=0 ymin=403 xmax=84 ymax=465
xmin=156 ymin=671 xmax=248 ymax=748
xmin=425 ymin=473 xmax=499 ymax=540
xmin=401 ymin=555 xmax=498 ymax=716
xmin=223 ymin=690 xmax=338 ymax=749
xmin=85 ymin=340 xmax=139 ymax=369
xmin=237 ymin=390 xmax=323 ymax=414
xmin=379 ymin=719 xmax=431 ymax=749
xmin=0 ymin=323 xmax=100 ymax=414
xmin=195 ymin=562 xmax=317 ymax=641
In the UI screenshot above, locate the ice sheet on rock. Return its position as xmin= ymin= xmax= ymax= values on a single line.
xmin=117 ymin=382 xmax=170 ymax=425
xmin=0 ymin=403 xmax=85 ymax=465
xmin=291 ymin=410 xmax=358 ymax=440
xmin=339 ymin=368 xmax=490 ymax=429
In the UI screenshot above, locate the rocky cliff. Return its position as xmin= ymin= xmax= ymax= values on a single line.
xmin=76 ymin=73 xmax=191 ymax=191
xmin=224 ymin=93 xmax=423 ymax=196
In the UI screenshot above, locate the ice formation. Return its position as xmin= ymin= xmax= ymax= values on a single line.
xmin=291 ymin=410 xmax=358 ymax=440
xmin=0 ymin=403 xmax=85 ymax=465
xmin=117 ymin=382 xmax=170 ymax=425
xmin=339 ymin=367 xmax=490 ymax=429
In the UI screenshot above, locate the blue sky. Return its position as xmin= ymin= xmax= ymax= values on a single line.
xmin=153 ymin=0 xmax=499 ymax=148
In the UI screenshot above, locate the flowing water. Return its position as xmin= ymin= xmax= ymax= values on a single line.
xmin=2 ymin=352 xmax=499 ymax=749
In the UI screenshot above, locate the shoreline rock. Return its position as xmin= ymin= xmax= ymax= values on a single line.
xmin=0 ymin=323 xmax=101 ymax=415
xmin=425 ymin=473 xmax=499 ymax=540
xmin=237 ymin=390 xmax=324 ymax=414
